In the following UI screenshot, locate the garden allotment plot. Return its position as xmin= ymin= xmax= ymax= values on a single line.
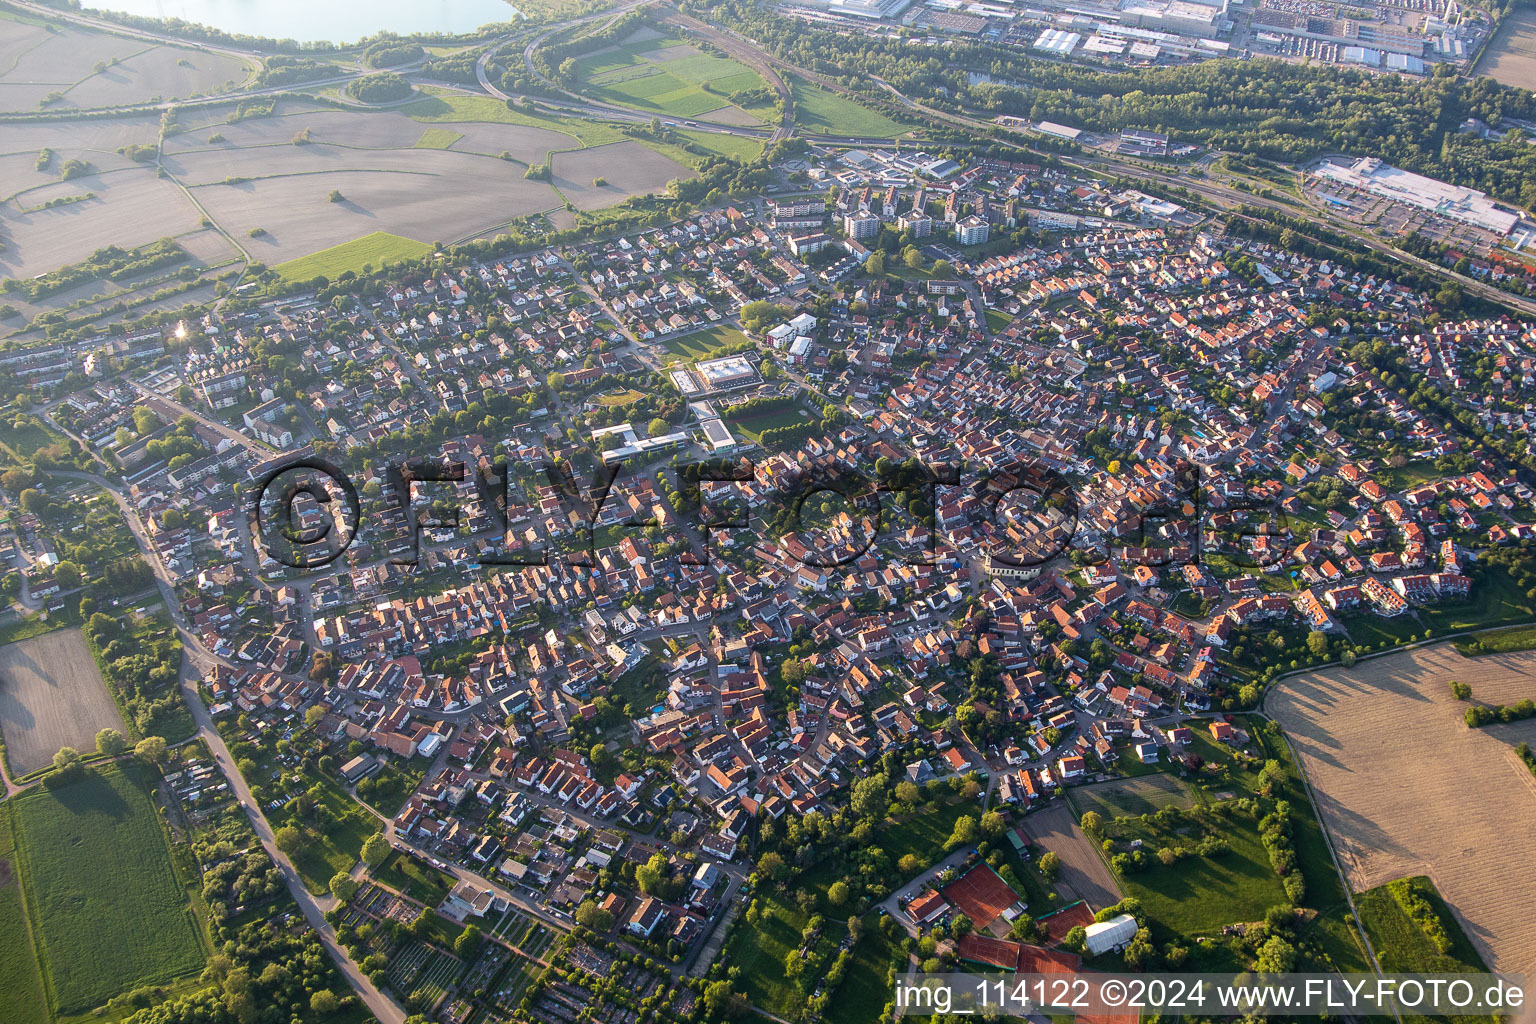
xmin=577 ymin=37 xmax=767 ymax=123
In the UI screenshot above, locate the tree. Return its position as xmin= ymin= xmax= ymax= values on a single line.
xmin=930 ymin=259 xmax=954 ymax=280
xmin=274 ymin=826 xmax=305 ymax=857
xmin=52 ymin=746 xmax=83 ymax=774
xmin=865 ymin=251 xmax=885 ymax=278
xmin=135 ymin=735 xmax=167 ymax=765
xmin=328 ymin=189 xmax=345 ymax=203
xmin=95 ymin=728 xmax=126 ymax=756
xmin=894 ymin=780 xmax=919 ymax=805
xmin=310 ymin=989 xmax=339 ymax=1015
xmin=703 ymin=980 xmax=748 ymax=1020
xmin=827 ymin=880 xmax=850 ymax=906
xmin=20 ymin=488 xmax=46 ymax=515
xmin=951 ymin=913 xmax=973 ymax=937
xmin=1063 ymin=925 xmax=1087 ymax=953
xmin=648 ymin=417 xmax=671 ymax=437
xmin=305 ymin=705 xmax=326 ymax=727
xmin=53 ymin=560 xmax=81 ymax=589
xmin=454 ymin=924 xmax=483 ymax=958
xmin=850 ymin=773 xmax=889 ymax=821
xmin=330 ymin=873 xmax=359 ymax=902
xmin=1254 ymin=934 xmax=1297 ymax=972
xmin=546 ymin=371 xmax=565 ymax=390
xmin=637 ymin=851 xmax=669 ymax=895
xmin=1039 ymin=851 xmax=1061 ymax=882
xmin=576 ymin=900 xmax=614 ymax=931
xmin=1080 ymin=810 xmax=1104 ymax=837
xmin=945 ymin=815 xmax=980 ymax=850
xmin=979 ymin=810 xmax=1005 ymax=838
xmin=361 ymin=832 xmax=390 ymax=867
xmin=1306 ymin=630 xmax=1330 ymax=660
xmin=903 ymin=246 xmax=924 ymax=269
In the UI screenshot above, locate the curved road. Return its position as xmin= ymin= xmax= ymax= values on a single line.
xmin=50 ymin=469 xmax=405 ymax=1024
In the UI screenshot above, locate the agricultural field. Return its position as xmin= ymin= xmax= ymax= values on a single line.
xmin=413 ymin=127 xmax=463 ymax=150
xmin=550 ymin=140 xmax=694 ymax=211
xmin=789 ymin=76 xmax=909 ymax=138
xmin=273 ymin=230 xmax=434 ymax=283
xmin=12 ymin=763 xmax=206 ymax=1015
xmin=1069 ymin=773 xmax=1192 ymax=822
xmin=1476 ymin=6 xmax=1536 ymax=90
xmin=0 ymin=628 xmax=126 ymax=777
xmin=1269 ymin=644 xmax=1536 ymax=975
xmin=0 ymin=19 xmax=251 ymax=114
xmin=0 ymin=803 xmax=49 ymax=1024
xmin=1021 ymin=802 xmax=1122 ymax=911
xmin=576 ymin=36 xmax=766 ymax=123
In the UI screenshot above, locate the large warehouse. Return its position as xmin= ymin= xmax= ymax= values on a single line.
xmin=1313 ymin=157 xmax=1523 ymax=236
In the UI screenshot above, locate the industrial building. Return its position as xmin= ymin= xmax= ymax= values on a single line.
xmin=1033 ymin=28 xmax=1082 ymax=55
xmin=1313 ymin=157 xmax=1522 ymax=236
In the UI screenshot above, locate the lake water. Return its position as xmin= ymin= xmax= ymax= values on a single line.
xmin=87 ymin=0 xmax=521 ymax=45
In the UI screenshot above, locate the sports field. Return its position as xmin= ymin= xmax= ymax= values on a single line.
xmin=13 ymin=763 xmax=205 ymax=1014
xmin=0 ymin=628 xmax=126 ymax=776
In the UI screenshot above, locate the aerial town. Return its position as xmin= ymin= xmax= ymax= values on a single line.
xmin=1 ymin=1 xmax=1535 ymax=1024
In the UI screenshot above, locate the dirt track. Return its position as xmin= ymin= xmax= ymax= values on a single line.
xmin=0 ymin=628 xmax=125 ymax=776
xmin=1269 ymin=644 xmax=1536 ymax=975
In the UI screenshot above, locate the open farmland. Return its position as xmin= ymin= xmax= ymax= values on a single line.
xmin=577 ymin=35 xmax=766 ymax=124
xmin=1269 ymin=644 xmax=1536 ymax=976
xmin=551 ymin=141 xmax=694 ymax=211
xmin=13 ymin=763 xmax=205 ymax=1014
xmin=0 ymin=629 xmax=126 ymax=777
xmin=0 ymin=20 xmax=249 ymax=113
xmin=0 ymin=803 xmax=48 ymax=1024
xmin=274 ymin=230 xmax=434 ymax=283
xmin=1476 ymin=6 xmax=1536 ymax=90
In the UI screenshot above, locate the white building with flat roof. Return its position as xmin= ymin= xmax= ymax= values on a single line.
xmin=1314 ymin=157 xmax=1522 ymax=236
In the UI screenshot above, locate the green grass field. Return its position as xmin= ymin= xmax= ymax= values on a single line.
xmin=789 ymin=76 xmax=908 ymax=138
xmin=374 ymin=850 xmax=455 ymax=905
xmin=273 ymin=231 xmax=434 ymax=283
xmin=13 ymin=764 xmax=205 ymax=1015
xmin=658 ymin=325 xmax=750 ymax=362
xmin=824 ymin=924 xmax=896 ymax=1024
xmin=727 ymin=407 xmax=809 ymax=443
xmin=595 ymin=388 xmax=646 ymax=407
xmin=0 ymin=803 xmax=48 ymax=1024
xmin=402 ymin=89 xmax=628 ymax=149
xmin=413 ymin=127 xmax=463 ymax=149
xmin=1114 ymin=814 xmax=1288 ymax=937
xmin=678 ymin=129 xmax=763 ymax=162
xmin=0 ymin=418 xmax=67 ymax=460
xmin=282 ymin=771 xmax=379 ymax=895
xmin=721 ymin=893 xmax=806 ymax=1012
xmin=1355 ymin=877 xmax=1492 ymax=1024
xmin=1454 ymin=622 xmax=1536 ymax=655
xmin=1070 ymin=775 xmax=1192 ymax=821
xmin=1355 ymin=876 xmax=1488 ymax=973
xmin=576 ymin=41 xmax=766 ymax=122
